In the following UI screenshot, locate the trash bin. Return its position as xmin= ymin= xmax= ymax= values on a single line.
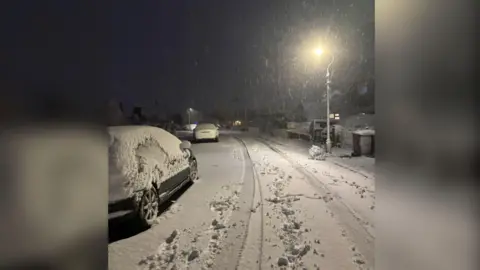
xmin=370 ymin=135 xmax=375 ymax=157
xmin=351 ymin=130 xmax=375 ymax=156
xmin=352 ymin=132 xmax=361 ymax=156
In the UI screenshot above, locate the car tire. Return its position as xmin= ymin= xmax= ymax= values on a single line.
xmin=189 ymin=158 xmax=198 ymax=181
xmin=214 ymin=136 xmax=219 ymax=142
xmin=137 ymin=187 xmax=159 ymax=226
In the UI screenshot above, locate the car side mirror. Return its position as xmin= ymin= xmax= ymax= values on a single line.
xmin=180 ymin=140 xmax=191 ymax=150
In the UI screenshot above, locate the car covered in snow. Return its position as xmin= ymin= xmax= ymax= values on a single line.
xmin=108 ymin=126 xmax=198 ymax=226
xmin=193 ymin=123 xmax=219 ymax=142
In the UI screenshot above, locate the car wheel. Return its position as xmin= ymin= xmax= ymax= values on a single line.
xmin=189 ymin=158 xmax=198 ymax=181
xmin=214 ymin=136 xmax=219 ymax=142
xmin=137 ymin=187 xmax=159 ymax=226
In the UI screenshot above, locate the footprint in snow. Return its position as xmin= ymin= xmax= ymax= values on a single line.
xmin=187 ymin=249 xmax=199 ymax=261
xmin=166 ymin=230 xmax=178 ymax=244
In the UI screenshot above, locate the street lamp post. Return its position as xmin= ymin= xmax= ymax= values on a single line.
xmin=187 ymin=108 xmax=193 ymax=125
xmin=314 ymin=48 xmax=335 ymax=153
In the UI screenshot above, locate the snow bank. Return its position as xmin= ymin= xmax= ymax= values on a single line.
xmin=108 ymin=126 xmax=189 ymax=197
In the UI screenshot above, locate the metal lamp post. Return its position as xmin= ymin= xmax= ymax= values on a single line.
xmin=325 ymin=54 xmax=335 ymax=153
xmin=187 ymin=108 xmax=193 ymax=125
xmin=314 ymin=48 xmax=335 ymax=153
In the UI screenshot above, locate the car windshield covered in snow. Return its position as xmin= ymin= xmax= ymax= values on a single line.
xmin=195 ymin=123 xmax=217 ymax=130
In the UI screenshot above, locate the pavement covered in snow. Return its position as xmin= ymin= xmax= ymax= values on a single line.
xmin=237 ymin=137 xmax=373 ymax=270
xmin=108 ymin=132 xmax=374 ymax=270
xmin=262 ymin=135 xmax=374 ymax=179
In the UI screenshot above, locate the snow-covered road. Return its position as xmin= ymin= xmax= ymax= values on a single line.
xmin=108 ymin=133 xmax=374 ymax=270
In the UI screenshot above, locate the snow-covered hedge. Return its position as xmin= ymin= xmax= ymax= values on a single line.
xmin=108 ymin=126 xmax=189 ymax=197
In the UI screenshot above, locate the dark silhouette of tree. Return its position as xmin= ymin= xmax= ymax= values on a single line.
xmin=210 ymin=109 xmax=232 ymax=122
xmin=131 ymin=106 xmax=147 ymax=124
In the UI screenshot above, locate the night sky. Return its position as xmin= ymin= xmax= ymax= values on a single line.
xmin=4 ymin=0 xmax=373 ymax=116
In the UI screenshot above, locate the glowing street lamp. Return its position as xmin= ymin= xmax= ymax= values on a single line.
xmin=314 ymin=47 xmax=335 ymax=153
xmin=314 ymin=48 xmax=324 ymax=56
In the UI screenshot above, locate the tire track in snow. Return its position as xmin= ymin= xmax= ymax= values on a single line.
xmin=211 ymin=137 xmax=258 ymax=270
xmin=247 ymin=143 xmax=344 ymax=270
xmin=255 ymin=137 xmax=374 ymax=270
xmin=233 ymin=137 xmax=265 ymax=270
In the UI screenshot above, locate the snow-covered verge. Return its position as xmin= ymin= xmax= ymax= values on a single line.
xmin=238 ymin=140 xmax=372 ymax=270
xmin=108 ymin=126 xmax=189 ymax=198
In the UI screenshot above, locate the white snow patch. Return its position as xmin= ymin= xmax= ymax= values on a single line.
xmin=138 ymin=229 xmax=180 ymax=270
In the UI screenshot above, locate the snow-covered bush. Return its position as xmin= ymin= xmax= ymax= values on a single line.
xmin=308 ymin=145 xmax=326 ymax=160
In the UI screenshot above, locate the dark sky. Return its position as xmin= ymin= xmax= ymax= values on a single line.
xmin=3 ymin=0 xmax=373 ymax=116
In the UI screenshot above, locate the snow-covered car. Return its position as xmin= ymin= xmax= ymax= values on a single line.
xmin=108 ymin=126 xmax=198 ymax=226
xmin=193 ymin=123 xmax=219 ymax=142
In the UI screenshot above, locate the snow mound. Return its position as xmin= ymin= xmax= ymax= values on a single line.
xmin=308 ymin=145 xmax=326 ymax=160
xmin=108 ymin=126 xmax=189 ymax=197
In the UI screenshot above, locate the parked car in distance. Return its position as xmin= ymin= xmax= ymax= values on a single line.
xmin=193 ymin=123 xmax=219 ymax=142
xmin=184 ymin=124 xmax=197 ymax=131
xmin=108 ymin=126 xmax=198 ymax=226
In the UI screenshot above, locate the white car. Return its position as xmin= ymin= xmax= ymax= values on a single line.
xmin=193 ymin=123 xmax=219 ymax=142
xmin=108 ymin=126 xmax=198 ymax=226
